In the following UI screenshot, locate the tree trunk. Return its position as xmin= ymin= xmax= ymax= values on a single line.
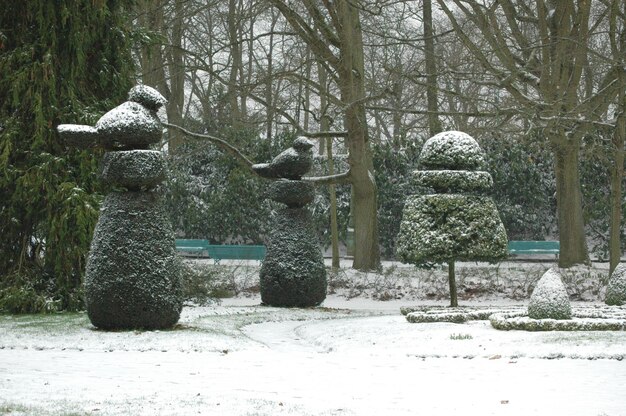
xmin=423 ymin=0 xmax=442 ymax=137
xmin=327 ymin=138 xmax=340 ymax=270
xmin=227 ymin=0 xmax=242 ymax=126
xmin=448 ymin=260 xmax=458 ymax=307
xmin=319 ymin=62 xmax=340 ymax=269
xmin=265 ymin=15 xmax=275 ymax=141
xmin=138 ymin=0 xmax=165 ymax=89
xmin=337 ymin=1 xmax=380 ymax=271
xmin=553 ymin=138 xmax=590 ymax=267
xmin=165 ymin=0 xmax=185 ymax=154
xmin=609 ymin=80 xmax=625 ymax=274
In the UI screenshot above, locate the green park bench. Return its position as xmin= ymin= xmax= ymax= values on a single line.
xmin=508 ymin=240 xmax=560 ymax=258
xmin=175 ymin=239 xmax=266 ymax=264
xmin=206 ymin=244 xmax=266 ymax=264
xmin=175 ymin=239 xmax=210 ymax=257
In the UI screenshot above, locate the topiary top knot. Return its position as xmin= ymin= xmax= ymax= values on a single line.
xmin=128 ymin=85 xmax=167 ymax=111
xmin=419 ymin=131 xmax=485 ymax=170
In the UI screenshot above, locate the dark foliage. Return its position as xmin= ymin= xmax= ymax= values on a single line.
xmin=0 ymin=1 xmax=134 ymax=312
xmin=260 ymin=207 xmax=327 ymax=307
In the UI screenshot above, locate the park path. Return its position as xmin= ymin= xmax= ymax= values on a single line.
xmin=1 ymin=306 xmax=626 ymax=415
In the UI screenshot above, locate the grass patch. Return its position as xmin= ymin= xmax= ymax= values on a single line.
xmin=449 ymin=333 xmax=473 ymax=340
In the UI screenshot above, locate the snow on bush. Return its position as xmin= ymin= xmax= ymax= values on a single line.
xmin=419 ymin=131 xmax=485 ymax=170
xmin=527 ymin=268 xmax=572 ymax=320
xmin=261 ymin=176 xmax=326 ymax=307
xmin=57 ymin=124 xmax=98 ymax=148
xmin=396 ymin=194 xmax=508 ymax=264
xmin=268 ymin=179 xmax=315 ymax=207
xmin=606 ymin=264 xmax=626 ymax=306
xmin=85 ymin=191 xmax=183 ymax=330
xmin=490 ymin=306 xmax=626 ymax=331
xmin=260 ymin=206 xmax=327 ymax=307
xmin=404 ymin=306 xmax=523 ymax=324
xmin=100 ymin=150 xmax=165 ymax=190
xmin=96 ymin=101 xmax=162 ymax=149
xmin=413 ymin=170 xmax=493 ymax=193
xmin=128 ymin=84 xmax=167 ymax=111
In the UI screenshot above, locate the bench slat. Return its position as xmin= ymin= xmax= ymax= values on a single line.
xmin=207 ymin=245 xmax=266 ymax=263
xmin=508 ymin=240 xmax=560 ymax=255
xmin=175 ymin=240 xmax=266 ymax=262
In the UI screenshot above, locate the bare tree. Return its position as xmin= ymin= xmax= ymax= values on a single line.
xmin=607 ymin=0 xmax=626 ymax=273
xmin=266 ymin=0 xmax=381 ymax=270
xmin=135 ymin=0 xmax=186 ymax=153
xmin=436 ymin=0 xmax=623 ymax=267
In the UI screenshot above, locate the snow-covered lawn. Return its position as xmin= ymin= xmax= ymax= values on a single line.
xmin=1 ymin=290 xmax=625 ymax=416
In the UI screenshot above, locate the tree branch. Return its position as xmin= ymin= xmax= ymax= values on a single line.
xmin=163 ymin=122 xmax=254 ymax=168
xmin=303 ymin=170 xmax=352 ymax=185
xmin=164 ymin=122 xmax=352 ymax=185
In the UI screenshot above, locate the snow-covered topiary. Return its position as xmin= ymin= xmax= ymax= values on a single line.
xmin=397 ymin=131 xmax=507 ymax=307
xmin=85 ymin=191 xmax=183 ymax=330
xmin=95 ymin=101 xmax=162 ymax=149
xmin=490 ymin=306 xmax=626 ymax=331
xmin=252 ymin=137 xmax=314 ymax=180
xmin=100 ymin=150 xmax=165 ymax=190
xmin=396 ymin=194 xmax=508 ymax=264
xmin=127 ymin=84 xmax=167 ymax=111
xmin=528 ymin=269 xmax=572 ymax=320
xmin=419 ymin=131 xmax=485 ymax=170
xmin=59 ymin=85 xmax=182 ymax=330
xmin=260 ymin=207 xmax=327 ymax=307
xmin=267 ymin=179 xmax=315 ymax=208
xmin=606 ymin=264 xmax=626 ymax=306
xmin=57 ymin=124 xmax=98 ymax=149
xmin=413 ymin=170 xmax=493 ymax=193
xmin=257 ymin=142 xmax=326 ymax=307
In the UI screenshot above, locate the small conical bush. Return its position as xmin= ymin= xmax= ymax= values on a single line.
xmin=528 ymin=269 xmax=571 ymax=320
xmin=606 ymin=264 xmax=626 ymax=306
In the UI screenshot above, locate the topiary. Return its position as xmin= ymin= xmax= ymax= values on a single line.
xmin=606 ymin=264 xmax=626 ymax=306
xmin=528 ymin=269 xmax=572 ymax=320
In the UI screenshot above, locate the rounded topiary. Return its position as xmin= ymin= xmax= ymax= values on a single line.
xmin=100 ymin=150 xmax=166 ymax=190
xmin=419 ymin=131 xmax=485 ymax=170
xmin=128 ymin=84 xmax=167 ymax=111
xmin=396 ymin=194 xmax=509 ymax=264
xmin=85 ymin=191 xmax=183 ymax=329
xmin=260 ymin=207 xmax=327 ymax=307
xmin=95 ymin=101 xmax=162 ymax=149
xmin=606 ymin=264 xmax=626 ymax=306
xmin=528 ymin=269 xmax=572 ymax=320
xmin=268 ymin=179 xmax=315 ymax=207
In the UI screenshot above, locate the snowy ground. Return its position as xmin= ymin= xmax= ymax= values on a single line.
xmin=1 ymin=261 xmax=626 ymax=415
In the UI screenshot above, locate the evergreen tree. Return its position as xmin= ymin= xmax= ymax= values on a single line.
xmin=0 ymin=1 xmax=133 ymax=312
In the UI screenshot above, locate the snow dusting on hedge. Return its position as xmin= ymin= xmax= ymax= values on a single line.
xmin=528 ymin=268 xmax=572 ymax=320
xmin=606 ymin=263 xmax=626 ymax=306
xmin=419 ymin=130 xmax=485 ymax=170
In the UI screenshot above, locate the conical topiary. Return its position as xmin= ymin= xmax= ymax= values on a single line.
xmin=528 ymin=269 xmax=572 ymax=320
xmin=606 ymin=264 xmax=626 ymax=306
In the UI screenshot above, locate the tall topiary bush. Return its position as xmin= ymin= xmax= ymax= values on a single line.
xmin=396 ymin=131 xmax=508 ymax=306
xmin=0 ymin=1 xmax=133 ymax=312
